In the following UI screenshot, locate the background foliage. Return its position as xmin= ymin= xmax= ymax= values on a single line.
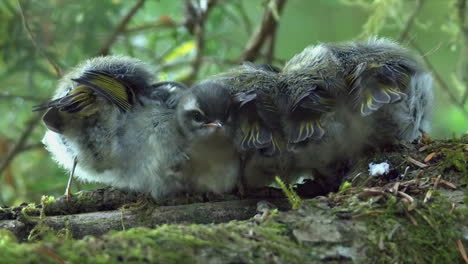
xmin=0 ymin=0 xmax=467 ymax=205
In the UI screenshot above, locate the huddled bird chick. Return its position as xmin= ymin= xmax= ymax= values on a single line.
xmin=277 ymin=44 xmax=344 ymax=151
xmin=34 ymin=55 xmax=190 ymax=199
xmin=212 ymin=62 xmax=282 ymax=155
xmin=228 ymin=44 xmax=348 ymax=188
xmin=206 ymin=63 xmax=290 ymax=190
xmin=173 ymin=81 xmax=240 ymax=194
xmin=287 ymin=37 xmax=433 ymax=193
xmin=325 ymin=37 xmax=433 ymax=142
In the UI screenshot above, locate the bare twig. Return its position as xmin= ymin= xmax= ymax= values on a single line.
xmin=17 ymin=0 xmax=62 ymax=78
xmin=410 ymin=41 xmax=468 ymax=115
xmin=124 ymin=18 xmax=178 ymax=34
xmin=456 ymin=239 xmax=468 ymax=263
xmin=406 ymin=156 xmax=428 ymax=168
xmin=186 ymin=21 xmax=207 ymax=84
xmin=400 ymin=0 xmax=467 ymax=112
xmin=398 ymin=0 xmax=424 ymax=42
xmin=184 ymin=0 xmax=218 ymax=84
xmin=236 ymin=1 xmax=253 ymax=36
xmin=266 ymin=28 xmax=277 ymax=65
xmin=0 ymin=114 xmax=43 ymax=176
xmin=239 ymin=0 xmax=287 ymax=62
xmin=20 ymin=143 xmax=44 ymax=153
xmin=97 ymin=0 xmax=146 ymax=56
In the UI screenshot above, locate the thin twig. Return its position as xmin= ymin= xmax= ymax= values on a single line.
xmin=236 ymin=1 xmax=253 ymax=36
xmin=266 ymin=28 xmax=277 ymax=65
xmin=17 ymin=0 xmax=62 ymax=78
xmin=97 ymin=0 xmax=146 ymax=56
xmin=0 ymin=114 xmax=43 ymax=176
xmin=239 ymin=0 xmax=287 ymax=62
xmin=411 ymin=41 xmax=468 ymax=115
xmin=124 ymin=19 xmax=178 ymax=34
xmin=398 ymin=0 xmax=424 ymax=42
xmin=20 ymin=143 xmax=44 ymax=152
xmin=184 ymin=0 xmax=218 ymax=85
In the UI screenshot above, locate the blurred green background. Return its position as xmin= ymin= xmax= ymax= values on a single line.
xmin=0 ymin=0 xmax=467 ymax=205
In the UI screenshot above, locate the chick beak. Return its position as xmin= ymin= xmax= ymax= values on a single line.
xmin=203 ymin=121 xmax=223 ymax=128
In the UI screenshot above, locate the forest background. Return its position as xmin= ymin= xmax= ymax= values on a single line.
xmin=0 ymin=0 xmax=467 ymax=205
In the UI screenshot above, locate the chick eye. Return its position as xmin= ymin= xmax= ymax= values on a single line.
xmin=188 ymin=110 xmax=204 ymax=122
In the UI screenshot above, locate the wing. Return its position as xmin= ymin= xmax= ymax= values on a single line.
xmin=347 ymin=62 xmax=409 ymax=116
xmin=72 ymin=70 xmax=135 ymax=112
xmin=286 ymin=85 xmax=334 ymax=144
xmin=234 ymin=91 xmax=273 ymax=151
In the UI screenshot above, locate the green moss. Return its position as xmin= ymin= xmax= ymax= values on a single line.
xmin=362 ymin=195 xmax=462 ymax=264
xmin=440 ymin=146 xmax=467 ymax=176
xmin=339 ymin=181 xmax=352 ymax=193
xmin=275 ymin=176 xmax=302 ymax=210
xmin=0 ymin=215 xmax=305 ymax=264
xmin=0 ymin=229 xmax=17 ymax=244
xmin=40 ymin=195 xmax=55 ymax=205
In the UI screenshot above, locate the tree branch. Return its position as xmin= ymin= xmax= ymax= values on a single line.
xmin=184 ymin=0 xmax=218 ymax=85
xmin=398 ymin=0 xmax=424 ymax=42
xmin=97 ymin=0 xmax=146 ymax=56
xmin=19 ymin=143 xmax=44 ymax=153
xmin=0 ymin=114 xmax=43 ymax=177
xmin=1 ymin=198 xmax=290 ymax=240
xmin=123 ymin=17 xmax=178 ymax=34
xmin=17 ymin=0 xmax=62 ymax=78
xmin=266 ymin=28 xmax=278 ymax=65
xmin=236 ymin=1 xmax=253 ymax=36
xmin=411 ymin=41 xmax=468 ymax=115
xmin=239 ymin=0 xmax=287 ymax=62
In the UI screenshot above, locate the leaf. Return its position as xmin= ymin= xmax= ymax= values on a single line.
xmin=162 ymin=41 xmax=196 ymax=63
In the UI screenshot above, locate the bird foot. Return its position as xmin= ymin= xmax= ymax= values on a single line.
xmin=64 ymin=188 xmax=73 ymax=202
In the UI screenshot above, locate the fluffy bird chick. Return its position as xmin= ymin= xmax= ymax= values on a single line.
xmin=213 ymin=62 xmax=282 ymax=156
xmin=326 ymin=37 xmax=433 ymax=141
xmin=34 ymin=55 xmax=189 ymax=199
xmin=277 ymin=45 xmax=344 ymax=150
xmin=174 ymin=81 xmax=240 ymax=194
xmin=205 ymin=63 xmax=290 ymax=191
xmin=292 ymin=37 xmax=433 ymax=193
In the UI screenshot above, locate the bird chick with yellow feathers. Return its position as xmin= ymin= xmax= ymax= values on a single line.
xmin=283 ymin=37 xmax=433 ymax=193
xmin=204 ymin=63 xmax=295 ymax=191
xmin=34 ymin=55 xmax=190 ymax=199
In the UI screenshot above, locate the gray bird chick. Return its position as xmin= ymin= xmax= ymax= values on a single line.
xmin=212 ymin=62 xmax=282 ymax=155
xmin=173 ymin=81 xmax=240 ymax=194
xmin=326 ymin=37 xmax=433 ymax=142
xmin=277 ymin=44 xmax=344 ymax=150
xmin=290 ymin=37 xmax=433 ymax=192
xmin=233 ymin=45 xmax=347 ymax=188
xmin=204 ymin=63 xmax=294 ymax=191
xmin=34 ymin=55 xmax=190 ymax=199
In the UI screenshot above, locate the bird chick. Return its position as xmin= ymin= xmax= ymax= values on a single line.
xmin=277 ymin=44 xmax=344 ymax=150
xmin=210 ymin=63 xmax=282 ymax=154
xmin=174 ymin=81 xmax=240 ymax=194
xmin=291 ymin=37 xmax=433 ymax=193
xmin=34 ymin=55 xmax=190 ymax=199
xmin=326 ymin=37 xmax=433 ymax=142
xmin=205 ymin=63 xmax=290 ymax=191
